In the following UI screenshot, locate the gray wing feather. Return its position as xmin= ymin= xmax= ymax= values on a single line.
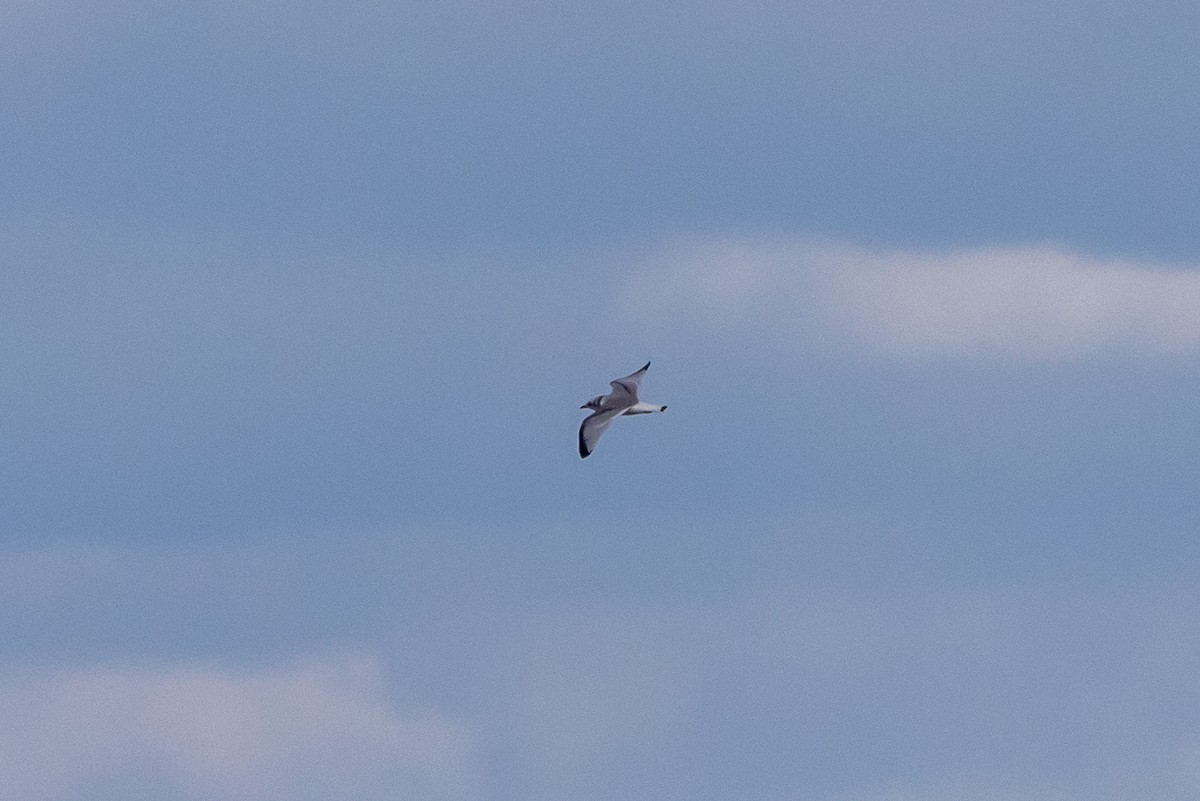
xmin=609 ymin=361 xmax=650 ymax=403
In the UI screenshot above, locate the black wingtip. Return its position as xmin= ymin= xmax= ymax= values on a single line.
xmin=642 ymin=360 xmax=651 ymax=371
xmin=579 ymin=426 xmax=590 ymax=458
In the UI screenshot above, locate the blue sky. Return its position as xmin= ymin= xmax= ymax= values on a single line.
xmin=4 ymin=2 xmax=1200 ymax=799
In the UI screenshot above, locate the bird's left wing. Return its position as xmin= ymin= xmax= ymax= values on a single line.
xmin=579 ymin=407 xmax=625 ymax=458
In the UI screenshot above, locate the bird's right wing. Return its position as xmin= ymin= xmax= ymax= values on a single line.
xmin=579 ymin=407 xmax=625 ymax=458
xmin=608 ymin=361 xmax=650 ymax=404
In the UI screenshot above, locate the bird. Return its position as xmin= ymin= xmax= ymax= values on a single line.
xmin=578 ymin=361 xmax=667 ymax=458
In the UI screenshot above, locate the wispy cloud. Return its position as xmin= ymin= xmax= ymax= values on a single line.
xmin=0 ymin=658 xmax=473 ymax=801
xmin=626 ymin=238 xmax=1200 ymax=359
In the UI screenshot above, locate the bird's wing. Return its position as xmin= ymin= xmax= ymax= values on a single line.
xmin=608 ymin=361 xmax=650 ymax=404
xmin=579 ymin=407 xmax=625 ymax=458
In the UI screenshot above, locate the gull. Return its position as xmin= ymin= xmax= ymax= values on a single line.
xmin=578 ymin=361 xmax=667 ymax=458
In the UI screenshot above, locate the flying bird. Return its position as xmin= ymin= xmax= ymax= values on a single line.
xmin=578 ymin=361 xmax=667 ymax=458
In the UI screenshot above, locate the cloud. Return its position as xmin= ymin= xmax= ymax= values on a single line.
xmin=0 ymin=658 xmax=473 ymax=801
xmin=625 ymin=238 xmax=1200 ymax=360
xmin=2 ymin=525 xmax=1199 ymax=801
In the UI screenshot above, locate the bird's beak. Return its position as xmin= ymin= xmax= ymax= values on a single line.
xmin=579 ymin=404 xmax=588 ymax=409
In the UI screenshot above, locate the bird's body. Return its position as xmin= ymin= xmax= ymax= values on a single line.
xmin=578 ymin=362 xmax=667 ymax=458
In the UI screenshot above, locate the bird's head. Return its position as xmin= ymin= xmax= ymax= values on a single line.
xmin=580 ymin=395 xmax=604 ymax=411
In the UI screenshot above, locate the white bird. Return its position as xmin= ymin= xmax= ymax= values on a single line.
xmin=578 ymin=361 xmax=667 ymax=458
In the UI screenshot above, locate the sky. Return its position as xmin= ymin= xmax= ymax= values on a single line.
xmin=4 ymin=1 xmax=1200 ymax=799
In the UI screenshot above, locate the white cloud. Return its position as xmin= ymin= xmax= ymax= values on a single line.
xmin=0 ymin=658 xmax=473 ymax=801
xmin=625 ymin=238 xmax=1200 ymax=360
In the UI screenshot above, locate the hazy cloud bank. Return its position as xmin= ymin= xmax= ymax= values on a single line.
xmin=627 ymin=239 xmax=1200 ymax=360
xmin=1 ymin=523 xmax=1198 ymax=801
xmin=0 ymin=658 xmax=472 ymax=801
